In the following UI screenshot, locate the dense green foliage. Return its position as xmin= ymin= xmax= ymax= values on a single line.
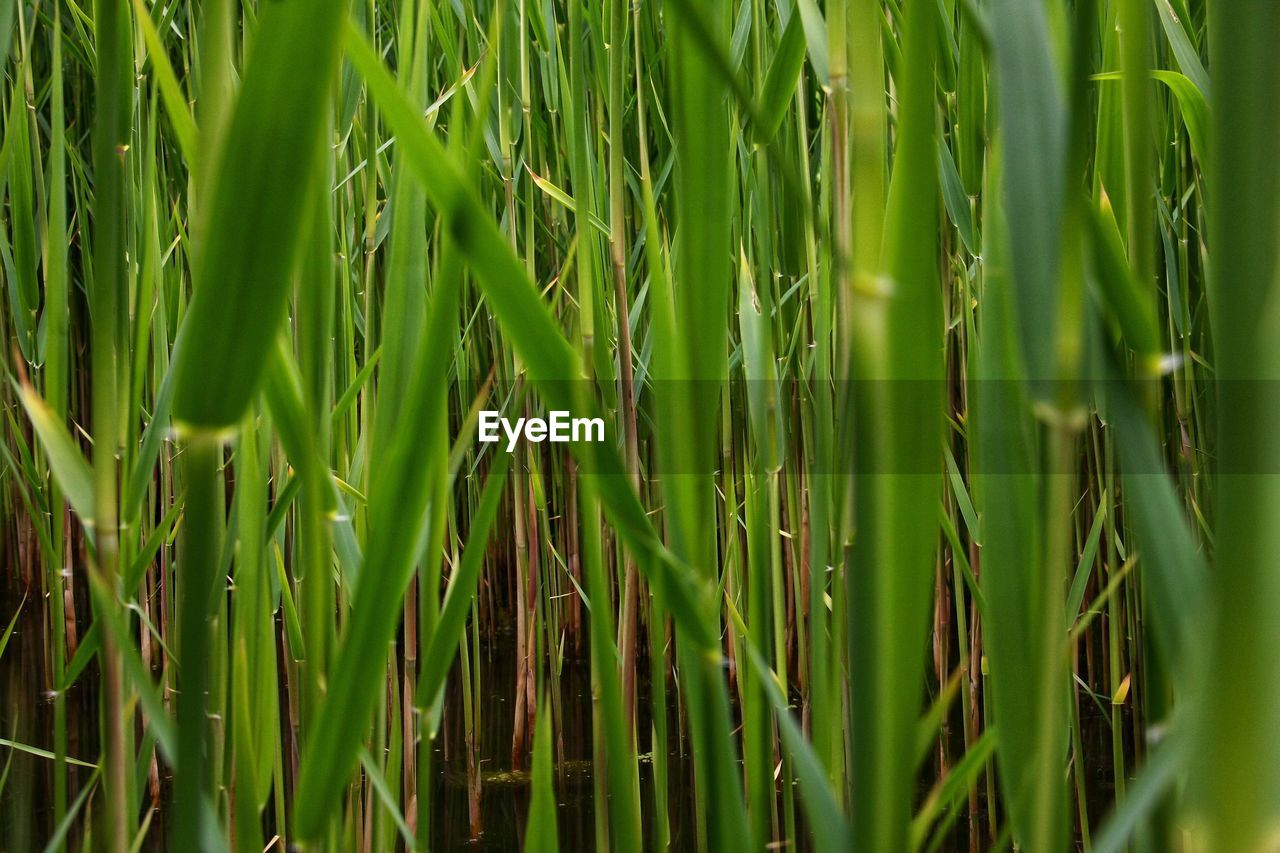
xmin=0 ymin=0 xmax=1275 ymax=850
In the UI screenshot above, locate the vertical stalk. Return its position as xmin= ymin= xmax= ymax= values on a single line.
xmin=1194 ymin=3 xmax=1280 ymax=849
xmin=297 ymin=168 xmax=336 ymax=725
xmin=90 ymin=0 xmax=132 ymax=847
xmin=174 ymin=433 xmax=222 ymax=848
xmin=44 ymin=8 xmax=69 ymax=833
xmin=847 ymin=2 xmax=941 ymax=849
xmin=630 ymin=7 xmax=671 ymax=844
xmin=607 ymin=0 xmax=642 ymax=732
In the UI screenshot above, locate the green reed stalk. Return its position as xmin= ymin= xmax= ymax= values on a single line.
xmin=1192 ymin=3 xmax=1280 ymax=849
xmin=44 ymin=9 xmax=69 ymax=833
xmin=847 ymin=2 xmax=942 ymax=849
xmin=89 ymin=0 xmax=133 ymax=847
xmin=173 ymin=433 xmax=221 ymax=847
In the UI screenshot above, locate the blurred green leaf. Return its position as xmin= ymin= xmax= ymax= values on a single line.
xmin=172 ymin=0 xmax=348 ymax=429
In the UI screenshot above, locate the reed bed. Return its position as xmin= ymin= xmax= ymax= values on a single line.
xmin=0 ymin=0 xmax=1274 ymax=850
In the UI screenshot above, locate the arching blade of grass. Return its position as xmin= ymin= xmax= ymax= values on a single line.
xmin=129 ymin=0 xmax=197 ymax=165
xmin=0 ymin=736 xmax=93 ymax=771
xmin=1092 ymin=730 xmax=1188 ymax=853
xmin=171 ymin=0 xmax=347 ymax=430
xmin=738 ymin=635 xmax=851 ymax=851
xmin=15 ymin=383 xmax=93 ymax=530
xmin=358 ymin=748 xmax=414 ymax=848
xmin=752 ymin=5 xmax=808 ymax=146
xmin=911 ymin=729 xmax=997 ymax=851
xmin=1086 ymin=195 xmax=1161 ymax=369
xmin=38 ymin=767 xmax=100 ymax=853
xmin=1152 ymin=0 xmax=1208 ymax=98
xmin=82 ymin=568 xmax=176 ymax=761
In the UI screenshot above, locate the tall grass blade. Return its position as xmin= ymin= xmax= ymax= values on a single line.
xmin=172 ymin=0 xmax=347 ymax=429
xmin=1191 ymin=3 xmax=1280 ymax=848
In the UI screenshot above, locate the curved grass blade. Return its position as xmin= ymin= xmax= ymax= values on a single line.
xmin=171 ymin=0 xmax=347 ymax=430
xmin=16 ymin=382 xmax=94 ymax=530
xmin=40 ymin=768 xmax=101 ymax=853
xmin=752 ymin=8 xmax=807 ymax=145
xmin=129 ymin=0 xmax=197 ymax=164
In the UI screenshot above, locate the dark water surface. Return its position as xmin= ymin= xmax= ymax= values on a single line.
xmin=426 ymin=626 xmax=699 ymax=852
xmin=1 ymin=572 xmax=1125 ymax=850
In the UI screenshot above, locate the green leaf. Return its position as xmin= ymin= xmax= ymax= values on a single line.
xmin=740 ymin=641 xmax=851 ymax=851
xmin=794 ymin=0 xmax=828 ymax=84
xmin=172 ymin=0 xmax=348 ymax=429
xmin=526 ymin=166 xmax=611 ymax=234
xmin=752 ymin=7 xmax=807 ymax=145
xmin=1153 ymin=70 xmax=1209 ymax=166
xmin=0 ymin=595 xmax=24 ymax=661
xmin=989 ymin=0 xmax=1066 ymax=384
xmin=40 ymin=768 xmax=101 ymax=853
xmin=1093 ymin=70 xmax=1209 ymax=165
xmin=910 ymin=730 xmax=997 ymax=850
xmin=1086 ymin=192 xmax=1162 ymax=368
xmin=1152 ymin=0 xmax=1209 ymax=97
xmin=16 ymin=383 xmax=94 ymax=528
xmin=130 ymin=0 xmax=198 ymax=164
xmin=938 ymin=139 xmax=977 ymax=255
xmin=524 ymin=699 xmax=560 ymax=853
xmin=5 ymin=73 xmax=39 ymax=363
xmin=1093 ymin=732 xmax=1187 ymax=853
xmin=358 ymin=749 xmax=414 ymax=848
xmin=1064 ymin=498 xmax=1107 ymax=625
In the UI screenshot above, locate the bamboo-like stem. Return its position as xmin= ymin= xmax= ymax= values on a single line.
xmin=89 ymin=0 xmax=132 ymax=847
